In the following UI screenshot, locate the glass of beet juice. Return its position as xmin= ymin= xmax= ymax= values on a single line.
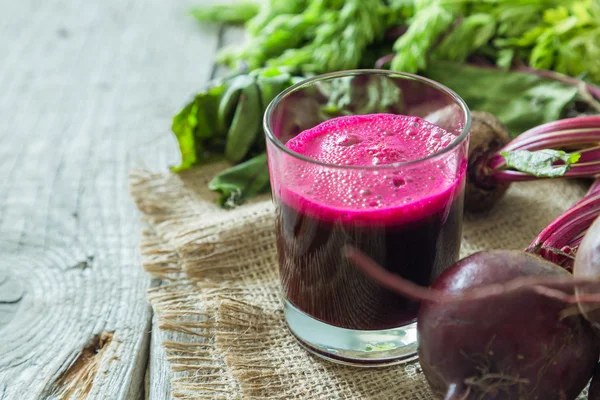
xmin=264 ymin=70 xmax=470 ymax=366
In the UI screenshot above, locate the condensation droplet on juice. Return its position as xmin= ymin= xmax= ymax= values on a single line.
xmin=372 ymin=157 xmax=380 ymax=165
xmin=360 ymin=189 xmax=372 ymax=196
xmin=369 ymin=201 xmax=378 ymax=207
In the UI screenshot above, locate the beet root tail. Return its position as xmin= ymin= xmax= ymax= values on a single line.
xmin=344 ymin=246 xmax=600 ymax=305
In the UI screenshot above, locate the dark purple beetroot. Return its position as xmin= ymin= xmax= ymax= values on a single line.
xmin=418 ymin=250 xmax=599 ymax=400
xmin=464 ymin=111 xmax=512 ymax=213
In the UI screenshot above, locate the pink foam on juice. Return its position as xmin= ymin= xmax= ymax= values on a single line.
xmin=279 ymin=113 xmax=465 ymax=225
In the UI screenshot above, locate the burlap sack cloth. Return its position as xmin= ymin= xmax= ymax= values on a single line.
xmin=129 ymin=162 xmax=589 ymax=399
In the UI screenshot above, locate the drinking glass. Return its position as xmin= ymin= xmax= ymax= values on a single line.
xmin=264 ymin=70 xmax=470 ymax=366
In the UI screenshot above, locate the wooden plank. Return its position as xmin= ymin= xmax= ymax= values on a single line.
xmin=145 ymin=310 xmax=171 ymax=400
xmin=0 ymin=0 xmax=219 ymax=398
xmin=141 ymin=19 xmax=246 ymax=400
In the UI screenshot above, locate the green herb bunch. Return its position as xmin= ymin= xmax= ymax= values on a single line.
xmin=193 ymin=0 xmax=600 ymax=84
xmin=195 ymin=0 xmax=397 ymax=72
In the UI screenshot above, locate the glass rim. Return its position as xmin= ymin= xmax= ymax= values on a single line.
xmin=263 ymin=69 xmax=471 ymax=170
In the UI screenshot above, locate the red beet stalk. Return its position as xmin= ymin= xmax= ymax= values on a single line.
xmin=486 ymin=116 xmax=600 ymax=183
xmin=526 ymin=178 xmax=600 ymax=270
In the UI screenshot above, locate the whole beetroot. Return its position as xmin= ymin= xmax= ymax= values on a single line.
xmin=418 ymin=251 xmax=599 ymax=399
xmin=346 ymin=248 xmax=600 ymax=400
xmin=465 ymin=111 xmax=512 ymax=213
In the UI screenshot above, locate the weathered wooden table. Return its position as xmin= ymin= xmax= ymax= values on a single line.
xmin=0 ymin=1 xmax=222 ymax=398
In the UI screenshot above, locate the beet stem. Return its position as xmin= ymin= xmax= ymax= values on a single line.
xmin=345 ymin=247 xmax=600 ymax=304
xmin=483 ymin=117 xmax=600 ymax=183
xmin=375 ymin=53 xmax=394 ymax=69
xmin=529 ymin=191 xmax=600 ymax=247
xmin=516 ymin=116 xmax=600 ymax=141
xmin=488 ymin=128 xmax=600 ymax=171
xmin=578 ymin=146 xmax=600 ymax=163
xmin=544 ymin=204 xmax=600 ymax=249
xmin=491 ymin=167 xmax=600 ymax=183
xmin=502 ymin=128 xmax=600 ymax=152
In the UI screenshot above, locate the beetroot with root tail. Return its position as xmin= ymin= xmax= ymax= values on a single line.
xmin=465 ymin=111 xmax=512 ymax=213
xmin=345 ymin=248 xmax=600 ymax=400
xmin=418 ymin=251 xmax=599 ymax=399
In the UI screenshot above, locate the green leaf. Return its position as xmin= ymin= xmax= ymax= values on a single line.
xmin=171 ymin=84 xmax=225 ymax=171
xmin=224 ymin=81 xmax=263 ymax=162
xmin=500 ymin=149 xmax=581 ymax=178
xmin=424 ymin=61 xmax=579 ymax=136
xmin=252 ymin=68 xmax=294 ymax=112
xmin=190 ymin=3 xmax=259 ymax=24
xmin=208 ymin=153 xmax=271 ymax=208
xmin=217 ymin=74 xmax=256 ymax=134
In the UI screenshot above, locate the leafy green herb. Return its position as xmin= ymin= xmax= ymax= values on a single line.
xmin=171 ymin=68 xmax=298 ymax=171
xmin=212 ymin=0 xmax=392 ymax=74
xmin=390 ymin=0 xmax=462 ymax=72
xmin=494 ymin=2 xmax=600 ymax=84
xmin=424 ymin=61 xmax=579 ymax=136
xmin=190 ymin=2 xmax=259 ymax=24
xmin=171 ymin=84 xmax=226 ymax=171
xmin=224 ymin=79 xmax=262 ymax=162
xmin=432 ymin=13 xmax=496 ymax=63
xmin=500 ymin=149 xmax=581 ymax=178
xmin=192 ymin=0 xmax=600 ymax=86
xmin=246 ymin=0 xmax=309 ymax=36
xmin=208 ymin=153 xmax=271 ymax=208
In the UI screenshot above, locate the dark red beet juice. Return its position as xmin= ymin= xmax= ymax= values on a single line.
xmin=272 ymin=113 xmax=466 ymax=330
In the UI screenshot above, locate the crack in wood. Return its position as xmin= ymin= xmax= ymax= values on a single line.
xmin=52 ymin=332 xmax=115 ymax=399
xmin=0 ymin=296 xmax=23 ymax=305
xmin=67 ymin=255 xmax=95 ymax=271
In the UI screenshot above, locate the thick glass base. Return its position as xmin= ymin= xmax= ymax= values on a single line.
xmin=284 ymin=300 xmax=418 ymax=367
